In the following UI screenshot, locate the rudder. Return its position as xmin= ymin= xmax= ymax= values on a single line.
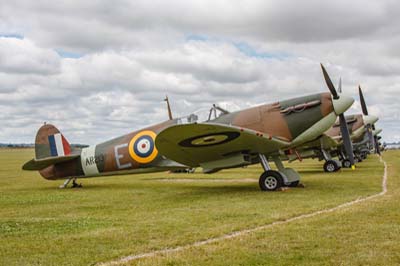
xmin=35 ymin=124 xmax=71 ymax=159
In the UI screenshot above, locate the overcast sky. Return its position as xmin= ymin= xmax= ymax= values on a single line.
xmin=0 ymin=0 xmax=399 ymax=144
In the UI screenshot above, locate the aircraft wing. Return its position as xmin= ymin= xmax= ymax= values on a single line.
xmin=155 ymin=123 xmax=290 ymax=169
xmin=295 ymin=134 xmax=340 ymax=151
xmin=22 ymin=154 xmax=80 ymax=170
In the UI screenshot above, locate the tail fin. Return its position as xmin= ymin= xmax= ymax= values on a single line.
xmin=23 ymin=124 xmax=78 ymax=172
xmin=22 ymin=124 xmax=80 ymax=174
xmin=35 ymin=124 xmax=71 ymax=159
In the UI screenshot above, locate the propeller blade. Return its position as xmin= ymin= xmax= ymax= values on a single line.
xmin=321 ymin=64 xmax=339 ymax=99
xmin=339 ymin=114 xmax=355 ymax=168
xmin=358 ymin=85 xmax=368 ymax=115
xmin=338 ymin=77 xmax=342 ymax=93
xmin=374 ymin=136 xmax=381 ymax=155
xmin=359 ymin=86 xmax=378 ymax=149
xmin=366 ymin=124 xmax=375 ymax=151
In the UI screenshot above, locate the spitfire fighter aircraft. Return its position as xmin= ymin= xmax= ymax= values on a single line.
xmin=348 ymin=86 xmax=382 ymax=158
xmin=155 ymin=64 xmax=355 ymax=190
xmin=352 ymin=127 xmax=382 ymax=159
xmin=283 ymin=113 xmax=378 ymax=172
xmin=281 ymin=82 xmax=380 ymax=172
xmin=321 ymin=85 xmax=381 ymax=169
xmin=358 ymin=86 xmax=382 ymax=155
xmin=23 ymin=64 xmax=354 ymax=191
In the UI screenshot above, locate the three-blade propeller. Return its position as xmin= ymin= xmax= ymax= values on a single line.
xmin=321 ymin=64 xmax=355 ymax=168
xmin=359 ymin=86 xmax=380 ymax=154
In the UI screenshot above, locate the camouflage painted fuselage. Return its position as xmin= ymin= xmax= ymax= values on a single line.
xmin=36 ymin=92 xmax=338 ymax=180
xmin=38 ymin=120 xmax=186 ymax=180
xmin=211 ymin=92 xmax=334 ymax=143
xmin=283 ymin=114 xmax=368 ymax=162
xmin=325 ymin=114 xmax=365 ymax=142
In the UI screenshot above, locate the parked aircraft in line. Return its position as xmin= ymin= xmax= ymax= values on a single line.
xmin=23 ymin=64 xmax=355 ymax=191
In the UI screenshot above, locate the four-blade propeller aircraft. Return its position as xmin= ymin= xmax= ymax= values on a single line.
xmin=320 ymin=85 xmax=380 ymax=170
xmin=23 ymin=64 xmax=378 ymax=191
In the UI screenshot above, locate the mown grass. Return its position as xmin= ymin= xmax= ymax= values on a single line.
xmin=130 ymin=150 xmax=400 ymax=266
xmin=0 ymin=148 xmax=393 ymax=266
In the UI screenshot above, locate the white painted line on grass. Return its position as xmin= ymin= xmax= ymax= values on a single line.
xmin=98 ymin=157 xmax=388 ymax=266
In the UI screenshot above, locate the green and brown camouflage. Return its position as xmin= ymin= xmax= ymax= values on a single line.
xmin=23 ymin=120 xmax=188 ymax=180
xmin=23 ymin=91 xmax=353 ymax=181
xmin=211 ymin=92 xmax=334 ymax=142
xmin=282 ymin=113 xmax=379 ymax=163
xmin=325 ymin=114 xmax=365 ymax=142
xmin=155 ymin=92 xmax=353 ymax=173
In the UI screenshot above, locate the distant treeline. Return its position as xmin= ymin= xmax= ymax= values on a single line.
xmin=0 ymin=143 xmax=89 ymax=148
xmin=385 ymin=143 xmax=400 ymax=150
xmin=385 ymin=142 xmax=400 ymax=145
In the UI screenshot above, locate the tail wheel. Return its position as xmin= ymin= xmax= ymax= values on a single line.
xmin=259 ymin=170 xmax=283 ymax=191
xmin=324 ymin=160 xmax=339 ymax=172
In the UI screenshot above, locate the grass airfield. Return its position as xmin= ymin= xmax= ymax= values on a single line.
xmin=0 ymin=149 xmax=399 ymax=266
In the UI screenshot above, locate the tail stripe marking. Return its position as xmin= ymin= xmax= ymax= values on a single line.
xmin=54 ymin=133 xmax=65 ymax=156
xmin=61 ymin=135 xmax=71 ymax=155
xmin=48 ymin=133 xmax=66 ymax=156
xmin=48 ymin=135 xmax=58 ymax=156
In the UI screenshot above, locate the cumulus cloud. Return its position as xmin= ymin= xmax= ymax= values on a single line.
xmin=0 ymin=38 xmax=60 ymax=75
xmin=0 ymin=0 xmax=399 ymax=143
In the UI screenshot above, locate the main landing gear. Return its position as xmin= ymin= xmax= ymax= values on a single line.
xmin=258 ymin=154 xmax=301 ymax=191
xmin=321 ymin=149 xmax=341 ymax=172
xmin=59 ymin=177 xmax=82 ymax=189
xmin=323 ymin=160 xmax=341 ymax=172
xmin=341 ymin=159 xmax=352 ymax=168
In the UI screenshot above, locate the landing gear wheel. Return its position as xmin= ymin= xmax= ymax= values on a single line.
xmin=259 ymin=170 xmax=283 ymax=191
xmin=324 ymin=160 xmax=339 ymax=172
xmin=288 ymin=181 xmax=300 ymax=187
xmin=72 ymin=179 xmax=82 ymax=188
xmin=342 ymin=159 xmax=351 ymax=168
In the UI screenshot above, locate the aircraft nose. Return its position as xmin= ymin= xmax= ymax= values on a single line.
xmin=364 ymin=115 xmax=378 ymax=125
xmin=332 ymin=95 xmax=354 ymax=115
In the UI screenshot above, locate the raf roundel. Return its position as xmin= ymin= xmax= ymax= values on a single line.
xmin=129 ymin=130 xmax=158 ymax=164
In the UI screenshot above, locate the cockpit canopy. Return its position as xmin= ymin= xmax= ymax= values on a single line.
xmin=176 ymin=104 xmax=230 ymax=125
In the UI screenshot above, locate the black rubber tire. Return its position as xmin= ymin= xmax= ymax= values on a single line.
xmin=323 ymin=160 xmax=339 ymax=172
xmin=259 ymin=170 xmax=283 ymax=191
xmin=342 ymin=159 xmax=351 ymax=168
